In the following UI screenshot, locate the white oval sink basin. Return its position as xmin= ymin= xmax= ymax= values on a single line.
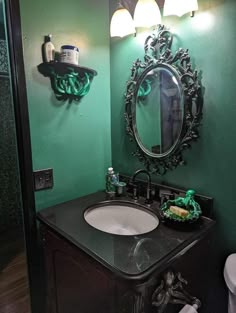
xmin=84 ymin=202 xmax=159 ymax=236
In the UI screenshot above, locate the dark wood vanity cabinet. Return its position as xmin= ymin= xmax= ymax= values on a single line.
xmin=40 ymin=225 xmax=214 ymax=313
xmin=41 ymin=227 xmax=115 ymax=313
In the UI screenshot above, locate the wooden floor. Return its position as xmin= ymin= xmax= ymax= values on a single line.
xmin=0 ymin=230 xmax=31 ymax=313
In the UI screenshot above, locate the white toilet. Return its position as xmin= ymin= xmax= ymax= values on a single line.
xmin=224 ymin=254 xmax=236 ymax=313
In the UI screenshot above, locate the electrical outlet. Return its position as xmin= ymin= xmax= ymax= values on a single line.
xmin=33 ymin=168 xmax=53 ymax=191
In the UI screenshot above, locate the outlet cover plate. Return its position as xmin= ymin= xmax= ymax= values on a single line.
xmin=33 ymin=168 xmax=53 ymax=191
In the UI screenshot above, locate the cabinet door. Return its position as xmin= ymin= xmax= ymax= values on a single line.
xmin=42 ymin=228 xmax=114 ymax=313
xmin=150 ymin=231 xmax=215 ymax=313
xmin=172 ymin=233 xmax=214 ymax=313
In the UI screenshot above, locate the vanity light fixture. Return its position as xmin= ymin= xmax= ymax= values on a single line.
xmin=110 ymin=2 xmax=136 ymax=37
xmin=133 ymin=0 xmax=162 ymax=28
xmin=110 ymin=0 xmax=198 ymax=38
xmin=163 ymin=0 xmax=198 ymax=17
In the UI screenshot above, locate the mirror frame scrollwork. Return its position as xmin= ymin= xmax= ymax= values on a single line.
xmin=125 ymin=25 xmax=203 ymax=175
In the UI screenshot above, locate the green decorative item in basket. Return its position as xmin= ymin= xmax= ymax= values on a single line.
xmin=161 ymin=190 xmax=202 ymax=223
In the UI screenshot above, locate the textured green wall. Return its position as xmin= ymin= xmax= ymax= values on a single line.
xmin=111 ymin=0 xmax=236 ymax=254
xmin=0 ymin=4 xmax=22 ymax=230
xmin=20 ymin=0 xmax=111 ymax=210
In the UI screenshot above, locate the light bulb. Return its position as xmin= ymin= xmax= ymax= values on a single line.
xmin=134 ymin=0 xmax=162 ymax=28
xmin=110 ymin=7 xmax=136 ymax=38
xmin=164 ymin=0 xmax=198 ymax=17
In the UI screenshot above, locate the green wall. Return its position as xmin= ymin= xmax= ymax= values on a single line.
xmin=19 ymin=0 xmax=236 ymax=257
xmin=20 ymin=0 xmax=111 ymax=210
xmin=111 ymin=0 xmax=236 ymax=254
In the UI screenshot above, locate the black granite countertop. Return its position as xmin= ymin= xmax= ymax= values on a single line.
xmin=37 ymin=191 xmax=215 ymax=280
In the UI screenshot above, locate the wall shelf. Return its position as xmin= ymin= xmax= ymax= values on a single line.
xmin=38 ymin=62 xmax=97 ymax=101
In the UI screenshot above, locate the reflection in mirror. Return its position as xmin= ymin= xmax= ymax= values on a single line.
xmin=125 ymin=25 xmax=203 ymax=175
xmin=0 ymin=0 xmax=31 ymax=312
xmin=135 ymin=66 xmax=183 ymax=155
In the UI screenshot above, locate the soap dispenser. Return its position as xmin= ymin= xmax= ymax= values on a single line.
xmin=42 ymin=34 xmax=55 ymax=63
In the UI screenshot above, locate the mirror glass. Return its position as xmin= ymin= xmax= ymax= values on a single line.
xmin=125 ymin=25 xmax=203 ymax=175
xmin=135 ymin=65 xmax=183 ymax=156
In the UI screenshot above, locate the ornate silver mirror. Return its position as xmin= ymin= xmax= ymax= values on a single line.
xmin=125 ymin=25 xmax=203 ymax=175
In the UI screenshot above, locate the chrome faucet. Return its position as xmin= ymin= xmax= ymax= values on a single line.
xmin=130 ymin=169 xmax=152 ymax=204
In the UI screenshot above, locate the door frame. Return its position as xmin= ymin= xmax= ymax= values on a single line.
xmin=4 ymin=1 xmax=40 ymax=312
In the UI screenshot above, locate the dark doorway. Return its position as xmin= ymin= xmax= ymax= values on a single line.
xmin=0 ymin=0 xmax=39 ymax=313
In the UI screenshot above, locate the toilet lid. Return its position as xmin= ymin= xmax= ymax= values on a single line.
xmin=224 ymin=254 xmax=236 ymax=294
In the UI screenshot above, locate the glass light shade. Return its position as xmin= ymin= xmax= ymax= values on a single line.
xmin=163 ymin=0 xmax=198 ymax=17
xmin=134 ymin=0 xmax=162 ymax=28
xmin=110 ymin=8 xmax=136 ymax=38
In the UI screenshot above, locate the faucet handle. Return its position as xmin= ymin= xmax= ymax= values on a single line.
xmin=133 ymin=184 xmax=139 ymax=200
xmin=145 ymin=185 xmax=153 ymax=204
xmin=159 ymin=191 xmax=174 ymax=206
xmin=129 ymin=181 xmax=139 ymax=200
